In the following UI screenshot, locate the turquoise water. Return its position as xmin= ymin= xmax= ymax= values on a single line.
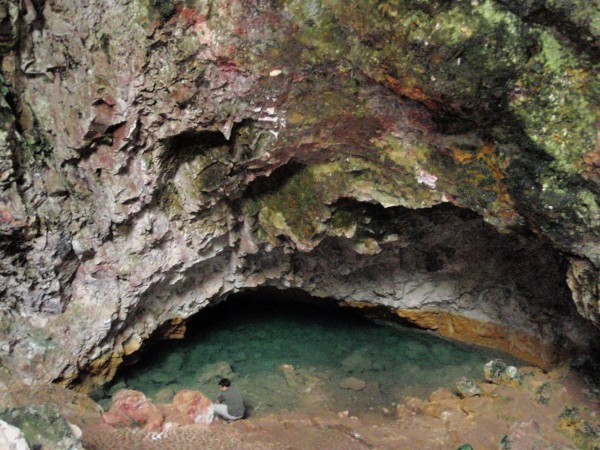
xmin=100 ymin=294 xmax=523 ymax=416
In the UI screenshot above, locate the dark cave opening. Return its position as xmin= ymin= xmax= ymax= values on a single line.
xmin=95 ymin=287 xmax=532 ymax=416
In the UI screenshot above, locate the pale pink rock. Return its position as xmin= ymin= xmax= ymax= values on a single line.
xmin=102 ymin=389 xmax=164 ymax=432
xmin=162 ymin=390 xmax=214 ymax=426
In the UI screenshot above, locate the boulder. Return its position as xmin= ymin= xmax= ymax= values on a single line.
xmin=197 ymin=362 xmax=234 ymax=385
xmin=102 ymin=390 xmax=164 ymax=432
xmin=484 ymin=360 xmax=520 ymax=385
xmin=0 ymin=419 xmax=30 ymax=450
xmin=163 ymin=390 xmax=213 ymax=425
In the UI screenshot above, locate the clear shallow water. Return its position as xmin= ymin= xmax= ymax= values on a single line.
xmin=99 ymin=295 xmax=523 ymax=416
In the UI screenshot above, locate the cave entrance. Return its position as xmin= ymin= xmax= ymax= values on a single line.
xmin=99 ymin=287 xmax=522 ymax=416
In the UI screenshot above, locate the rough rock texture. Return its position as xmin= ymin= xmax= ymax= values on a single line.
xmin=0 ymin=404 xmax=84 ymax=450
xmin=102 ymin=389 xmax=164 ymax=432
xmin=0 ymin=0 xmax=599 ymax=386
xmin=81 ymin=365 xmax=600 ymax=450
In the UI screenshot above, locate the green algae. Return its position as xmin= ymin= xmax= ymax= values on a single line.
xmin=152 ymin=0 xmax=176 ymax=20
xmin=557 ymin=406 xmax=600 ymax=450
xmin=247 ymin=152 xmax=446 ymax=248
xmin=254 ymin=166 xmax=333 ymax=247
xmin=134 ymin=0 xmax=176 ymax=22
xmin=279 ymin=0 xmax=532 ymax=113
xmin=510 ymin=30 xmax=599 ymax=174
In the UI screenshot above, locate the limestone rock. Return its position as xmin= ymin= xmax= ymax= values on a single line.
xmin=197 ymin=361 xmax=234 ymax=385
xmin=341 ymin=351 xmax=373 ymax=373
xmin=501 ymin=420 xmax=554 ymax=449
xmin=460 ymin=396 xmax=495 ymax=416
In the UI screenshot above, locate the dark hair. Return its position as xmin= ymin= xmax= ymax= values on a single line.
xmin=218 ymin=378 xmax=231 ymax=387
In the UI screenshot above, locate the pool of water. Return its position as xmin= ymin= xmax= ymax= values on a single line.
xmin=98 ymin=295 xmax=523 ymax=416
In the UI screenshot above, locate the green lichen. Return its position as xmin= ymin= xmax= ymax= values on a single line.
xmin=160 ymin=182 xmax=185 ymax=218
xmin=152 ymin=0 xmax=177 ymax=20
xmin=510 ymin=30 xmax=599 ymax=174
xmin=0 ymin=404 xmax=79 ymax=450
xmin=255 ymin=165 xmax=334 ymax=246
xmin=328 ymin=209 xmax=356 ymax=237
xmin=535 ymin=381 xmax=551 ymax=405
xmin=557 ymin=405 xmax=600 ymax=450
xmin=281 ymin=0 xmax=532 ymax=114
xmin=248 ymin=150 xmax=447 ymax=247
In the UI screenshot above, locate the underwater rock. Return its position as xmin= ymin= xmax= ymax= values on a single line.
xmin=149 ymin=371 xmax=176 ymax=386
xmin=154 ymin=387 xmax=176 ymax=405
xmin=107 ymin=381 xmax=128 ymax=397
xmin=162 ymin=353 xmax=185 ymax=372
xmin=339 ymin=377 xmax=367 ymax=391
xmin=197 ymin=361 xmax=234 ymax=385
xmin=403 ymin=343 xmax=430 ymax=362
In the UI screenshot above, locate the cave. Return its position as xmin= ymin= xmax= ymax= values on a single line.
xmin=1 ymin=0 xmax=599 ymax=448
xmin=87 ymin=201 xmax=600 ymax=423
xmin=125 ymin=202 xmax=598 ymax=378
xmin=97 ymin=287 xmax=527 ymax=417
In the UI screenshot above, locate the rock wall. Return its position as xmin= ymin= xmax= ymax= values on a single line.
xmin=0 ymin=0 xmax=598 ymax=387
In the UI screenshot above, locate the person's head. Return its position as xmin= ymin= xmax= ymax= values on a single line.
xmin=218 ymin=378 xmax=231 ymax=391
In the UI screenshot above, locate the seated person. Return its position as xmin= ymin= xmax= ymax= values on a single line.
xmin=213 ymin=378 xmax=245 ymax=422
